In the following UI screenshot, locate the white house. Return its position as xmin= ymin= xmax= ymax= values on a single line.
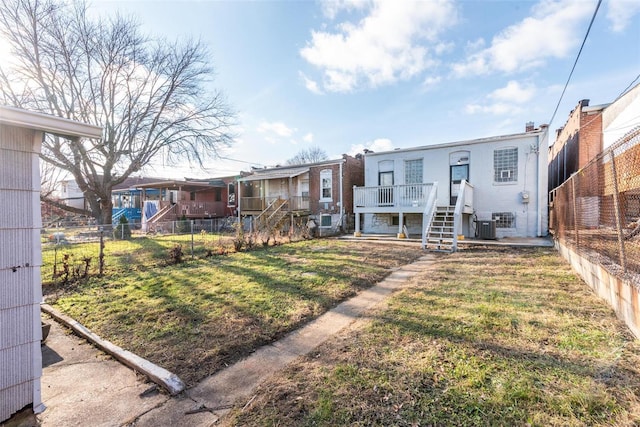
xmin=602 ymin=82 xmax=640 ymax=150
xmin=54 ymin=177 xmax=85 ymax=210
xmin=353 ymin=125 xmax=549 ymax=251
xmin=0 ymin=106 xmax=101 ymax=423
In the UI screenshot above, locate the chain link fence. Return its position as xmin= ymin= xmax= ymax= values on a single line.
xmin=40 ymin=217 xmax=239 ymax=286
xmin=40 ymin=215 xmax=319 ymax=287
xmin=550 ymin=126 xmax=640 ymax=284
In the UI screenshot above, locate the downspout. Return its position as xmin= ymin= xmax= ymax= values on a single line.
xmin=237 ymin=179 xmax=241 ymax=222
xmin=339 ymin=160 xmax=344 ymax=231
xmin=536 ymin=135 xmax=541 ymax=236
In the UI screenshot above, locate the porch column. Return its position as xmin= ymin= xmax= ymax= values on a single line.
xmin=354 ymin=213 xmax=361 ymax=237
xmin=398 ymin=212 xmax=406 ymax=239
xmin=237 ymin=181 xmax=242 ymax=220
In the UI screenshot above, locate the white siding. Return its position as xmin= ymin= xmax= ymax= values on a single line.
xmin=362 ymin=132 xmax=549 ymax=238
xmin=0 ymin=124 xmax=44 ymax=421
xmin=603 ymin=84 xmax=640 ymax=149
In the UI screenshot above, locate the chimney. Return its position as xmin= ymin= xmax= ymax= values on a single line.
xmin=525 ymin=121 xmax=535 ymax=132
xmin=579 ymin=99 xmax=590 ymax=107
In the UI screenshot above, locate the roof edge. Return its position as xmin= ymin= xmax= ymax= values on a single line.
xmin=365 ymin=129 xmax=546 ymax=157
xmin=0 ymin=105 xmax=102 ymax=139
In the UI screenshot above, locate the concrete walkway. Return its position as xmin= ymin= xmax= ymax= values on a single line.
xmin=39 ymin=253 xmax=435 ymax=426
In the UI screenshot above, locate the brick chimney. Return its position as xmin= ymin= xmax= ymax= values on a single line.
xmin=525 ymin=121 xmax=535 ymax=132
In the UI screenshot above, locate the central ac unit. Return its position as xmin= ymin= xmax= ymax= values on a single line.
xmin=478 ymin=220 xmax=497 ymax=240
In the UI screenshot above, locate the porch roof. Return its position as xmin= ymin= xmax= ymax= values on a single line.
xmin=134 ymin=180 xmax=221 ymax=192
xmin=238 ymin=166 xmax=309 ymax=182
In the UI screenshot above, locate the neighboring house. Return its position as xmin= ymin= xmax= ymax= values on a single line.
xmin=55 ymin=177 xmax=86 ymax=210
xmin=134 ymin=176 xmax=237 ymax=231
xmin=0 ymin=106 xmax=102 ymax=423
xmin=548 ymin=83 xmax=640 ymax=193
xmin=602 ymin=82 xmax=640 ymax=150
xmin=354 ymin=125 xmax=549 ymax=251
xmin=548 ymin=99 xmax=608 ymax=192
xmin=237 ymin=155 xmax=364 ymax=236
xmin=111 ymin=176 xmax=170 ymax=224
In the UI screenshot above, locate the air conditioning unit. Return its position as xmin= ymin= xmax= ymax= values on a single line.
xmin=478 ymin=220 xmax=497 ymax=240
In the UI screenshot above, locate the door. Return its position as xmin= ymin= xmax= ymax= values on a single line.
xmin=378 ymin=171 xmax=394 ymax=206
xmin=450 ymin=164 xmax=469 ymax=205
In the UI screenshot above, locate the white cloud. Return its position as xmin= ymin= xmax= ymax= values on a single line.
xmin=452 ymin=0 xmax=595 ymax=77
xmin=607 ymin=0 xmax=640 ymax=32
xmin=465 ymin=103 xmax=520 ymax=116
xmin=464 ymin=80 xmax=536 ymax=116
xmin=348 ymin=138 xmax=395 ymax=155
xmin=489 ymin=80 xmax=536 ymax=103
xmin=422 ymin=75 xmax=442 ymax=90
xmin=301 ymin=0 xmax=458 ymax=92
xmin=303 ymin=132 xmax=313 ymax=143
xmin=257 ymin=121 xmax=296 ymax=137
xmin=321 ymin=0 xmax=371 ymax=20
xmin=300 ymin=72 xmax=324 ymax=95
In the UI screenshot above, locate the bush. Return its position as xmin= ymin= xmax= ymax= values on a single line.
xmin=114 ymin=215 xmax=132 ymax=240
xmin=168 ymin=244 xmax=184 ymax=264
xmin=177 ymin=215 xmax=191 ymax=233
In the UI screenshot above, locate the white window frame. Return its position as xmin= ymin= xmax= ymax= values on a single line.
xmin=494 ymin=147 xmax=518 ymax=183
xmin=492 ymin=212 xmax=516 ymax=228
xmin=320 ymin=214 xmax=332 ymax=228
xmin=404 ymin=158 xmax=423 ymax=185
xmin=320 ymin=169 xmax=332 ymax=202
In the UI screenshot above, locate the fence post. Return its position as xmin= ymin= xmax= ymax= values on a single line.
xmin=99 ymin=228 xmax=105 ymax=277
xmin=191 ymin=220 xmax=195 ymax=260
xmin=571 ymin=178 xmax=579 ymax=247
xmin=610 ymin=152 xmax=627 ymax=272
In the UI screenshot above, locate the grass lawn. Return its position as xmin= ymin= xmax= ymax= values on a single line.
xmin=44 ymin=239 xmax=423 ymax=385
xmin=225 ymin=247 xmax=640 ymax=426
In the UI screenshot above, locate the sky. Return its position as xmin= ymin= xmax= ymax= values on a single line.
xmin=89 ymin=0 xmax=640 ymax=178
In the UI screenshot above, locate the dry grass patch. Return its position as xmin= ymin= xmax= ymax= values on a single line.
xmin=227 ymin=247 xmax=640 ymax=426
xmin=45 ymin=239 xmax=421 ymax=385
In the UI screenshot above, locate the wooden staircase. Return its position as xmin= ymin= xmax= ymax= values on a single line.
xmin=255 ymin=198 xmax=289 ymax=231
xmin=145 ymin=204 xmax=177 ymax=232
xmin=424 ymin=206 xmax=455 ymax=252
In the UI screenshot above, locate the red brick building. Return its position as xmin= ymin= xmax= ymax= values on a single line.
xmin=548 ymin=99 xmax=608 ymax=191
xmin=238 ymin=154 xmax=364 ymax=235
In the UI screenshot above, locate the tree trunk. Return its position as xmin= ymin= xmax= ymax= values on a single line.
xmin=99 ymin=198 xmax=113 ymax=226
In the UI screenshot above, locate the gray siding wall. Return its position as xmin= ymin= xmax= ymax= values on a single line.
xmin=0 ymin=124 xmax=43 ymax=421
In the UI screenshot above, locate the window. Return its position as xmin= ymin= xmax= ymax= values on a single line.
xmin=404 ymin=159 xmax=423 ymax=184
xmin=391 ymin=215 xmax=399 ymax=226
xmin=227 ymin=183 xmax=236 ymax=206
xmin=190 ymin=191 xmax=196 ymax=201
xmin=215 ymin=188 xmax=222 ymax=202
xmin=320 ymin=214 xmax=332 ymax=227
xmin=494 ymin=148 xmax=518 ymax=183
xmin=320 ymin=169 xmax=332 ymax=201
xmin=492 ymin=212 xmax=515 ymax=228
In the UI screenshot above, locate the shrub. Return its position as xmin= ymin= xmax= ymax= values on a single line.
xmin=114 ymin=215 xmax=132 ymax=240
xmin=177 ymin=215 xmax=191 ymax=233
xmin=168 ymin=244 xmax=184 ymax=264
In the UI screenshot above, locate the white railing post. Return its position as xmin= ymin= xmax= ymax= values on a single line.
xmin=421 ymin=182 xmax=438 ymax=249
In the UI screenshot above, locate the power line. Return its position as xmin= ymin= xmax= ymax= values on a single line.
xmin=217 ymin=156 xmax=266 ymax=167
xmin=548 ymin=0 xmax=603 ymax=127
xmin=618 ymin=73 xmax=640 ymax=99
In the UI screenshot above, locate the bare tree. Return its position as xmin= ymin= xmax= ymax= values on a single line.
xmin=286 ymin=146 xmax=329 ymax=165
xmin=0 ymin=0 xmax=234 ymax=225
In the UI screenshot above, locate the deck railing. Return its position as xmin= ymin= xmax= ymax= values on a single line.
xmin=354 ymin=183 xmax=434 ymax=209
xmin=240 ymin=196 xmax=310 ymax=212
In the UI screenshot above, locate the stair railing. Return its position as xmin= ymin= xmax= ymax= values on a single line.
xmin=421 ymin=182 xmax=438 ymax=249
xmin=452 ymin=179 xmax=472 ymax=251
